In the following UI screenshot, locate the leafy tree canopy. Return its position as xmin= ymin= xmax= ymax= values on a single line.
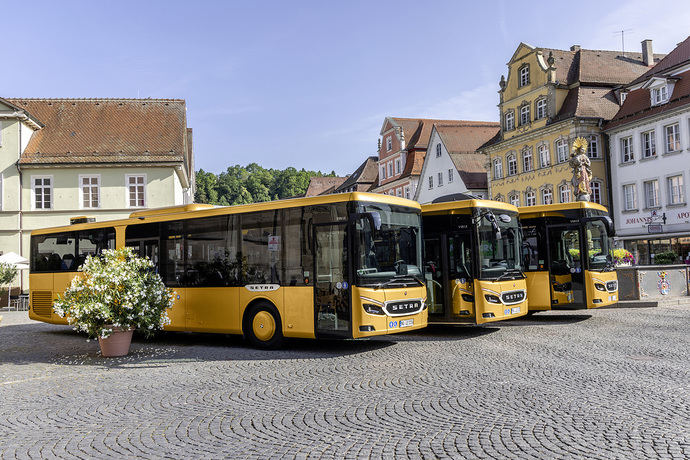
xmin=194 ymin=164 xmax=336 ymax=205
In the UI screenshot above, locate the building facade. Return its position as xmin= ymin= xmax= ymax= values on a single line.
xmin=415 ymin=123 xmax=499 ymax=203
xmin=0 ymin=98 xmax=194 ymax=291
xmin=605 ymin=37 xmax=690 ymax=264
xmin=374 ymin=117 xmax=472 ymax=199
xmin=480 ymin=42 xmax=663 ymax=209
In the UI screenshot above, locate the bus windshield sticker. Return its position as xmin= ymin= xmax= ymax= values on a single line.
xmin=268 ymin=235 xmax=280 ymax=252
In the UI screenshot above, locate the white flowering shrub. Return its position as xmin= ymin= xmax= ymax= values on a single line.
xmin=54 ymin=247 xmax=173 ymax=339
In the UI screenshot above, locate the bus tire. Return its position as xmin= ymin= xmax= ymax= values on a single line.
xmin=243 ymin=302 xmax=283 ymax=349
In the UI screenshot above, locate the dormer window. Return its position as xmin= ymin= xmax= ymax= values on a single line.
xmin=620 ymin=91 xmax=628 ymax=104
xmin=519 ymin=64 xmax=530 ymax=87
xmin=651 ymin=85 xmax=668 ymax=105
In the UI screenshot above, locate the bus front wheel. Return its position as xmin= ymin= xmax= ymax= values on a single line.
xmin=243 ymin=302 xmax=283 ymax=349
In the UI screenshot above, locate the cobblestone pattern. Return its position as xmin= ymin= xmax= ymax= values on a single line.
xmin=0 ymin=306 xmax=688 ymax=459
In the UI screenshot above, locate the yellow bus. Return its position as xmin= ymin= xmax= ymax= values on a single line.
xmin=421 ymin=199 xmax=528 ymax=324
xmin=29 ymin=192 xmax=428 ymax=347
xmin=519 ymin=202 xmax=618 ymax=311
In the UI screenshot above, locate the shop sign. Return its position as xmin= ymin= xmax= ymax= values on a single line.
xmin=647 ymin=224 xmax=663 ymax=234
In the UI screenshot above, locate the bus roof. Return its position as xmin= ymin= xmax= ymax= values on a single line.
xmin=421 ymin=199 xmax=518 ymax=215
xmin=31 ymin=192 xmax=421 ymax=235
xmin=517 ymin=201 xmax=609 ymax=219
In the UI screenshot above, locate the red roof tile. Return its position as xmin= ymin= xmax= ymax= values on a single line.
xmin=629 ymin=36 xmax=690 ymax=86
xmin=7 ymin=98 xmax=189 ymax=166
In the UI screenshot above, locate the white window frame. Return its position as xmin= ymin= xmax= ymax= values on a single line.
xmin=388 ymin=162 xmax=393 ymax=178
xmin=386 ymin=136 xmax=392 ymax=152
xmin=509 ymin=194 xmax=520 ymax=207
xmin=380 ymin=166 xmax=386 ymax=180
xmin=428 ymin=176 xmax=433 ymax=190
xmin=556 ymin=139 xmax=568 ymax=163
xmin=621 ymin=137 xmax=634 ymax=163
xmin=538 ymin=144 xmax=550 ymax=168
xmin=522 ymin=148 xmax=533 ymax=172
xmin=519 ymin=65 xmax=529 ymax=87
xmin=448 ymin=169 xmax=453 ymax=183
xmin=0 ymin=173 xmax=3 ymax=211
xmin=79 ymin=174 xmax=101 ymax=209
xmin=651 ymin=85 xmax=668 ymax=105
xmin=504 ymin=111 xmax=514 ymax=131
xmin=507 ymin=154 xmax=517 ymax=176
xmin=519 ymin=105 xmax=530 ymax=126
xmin=642 ymin=130 xmax=656 ymax=158
xmin=437 ymin=172 xmax=443 ymax=187
xmin=591 ymin=181 xmax=602 ymax=204
xmin=622 ymin=184 xmax=636 ymax=211
xmin=644 ymin=179 xmax=659 ymax=208
xmin=493 ymin=158 xmax=503 ymax=179
xmin=541 ymin=188 xmax=553 ymax=205
xmin=525 ymin=191 xmax=536 ymax=206
xmin=396 ymin=188 xmax=402 ymax=197
xmin=665 ymin=123 xmax=680 ymax=153
xmin=535 ymin=98 xmax=546 ymax=119
xmin=559 ymin=185 xmax=571 ymax=203
xmin=587 ymin=135 xmax=600 ymax=159
xmin=395 ymin=158 xmax=401 ymax=175
xmin=125 ymin=174 xmax=147 ymax=208
xmin=436 ymin=143 xmax=442 ymax=157
xmin=32 ymin=175 xmax=53 ymax=210
xmin=404 ymin=186 xmax=411 ymax=199
xmin=667 ymin=174 xmax=685 ymax=205
xmin=620 ymin=92 xmax=627 ymax=103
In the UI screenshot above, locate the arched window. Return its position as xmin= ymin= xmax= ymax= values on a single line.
xmin=522 ymin=147 xmax=533 ymax=172
xmin=559 ymin=184 xmax=571 ymax=203
xmin=509 ymin=194 xmax=520 ymax=207
xmin=525 ymin=190 xmax=536 ymax=206
xmin=519 ymin=64 xmax=530 ymax=87
xmin=519 ymin=104 xmax=530 ymax=126
xmin=591 ymin=181 xmax=602 ymax=204
xmin=535 ymin=98 xmax=547 ymax=119
xmin=504 ymin=110 xmax=515 ymax=131
xmin=541 ymin=187 xmax=553 ymax=205
xmin=556 ymin=139 xmax=569 ymax=163
xmin=507 ymin=153 xmax=517 ymax=176
xmin=493 ymin=158 xmax=503 ymax=179
xmin=538 ymin=144 xmax=550 ymax=168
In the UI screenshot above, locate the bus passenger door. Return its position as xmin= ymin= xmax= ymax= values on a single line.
xmin=547 ymin=225 xmax=585 ymax=308
xmin=447 ymin=232 xmax=475 ymax=321
xmin=423 ymin=237 xmax=445 ymax=317
xmin=314 ymin=223 xmax=351 ymax=338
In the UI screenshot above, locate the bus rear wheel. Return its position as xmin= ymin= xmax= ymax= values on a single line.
xmin=244 ymin=302 xmax=283 ymax=349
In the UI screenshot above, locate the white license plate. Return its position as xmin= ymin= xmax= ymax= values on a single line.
xmin=399 ymin=319 xmax=414 ymax=328
xmin=510 ymin=307 xmax=520 ymax=314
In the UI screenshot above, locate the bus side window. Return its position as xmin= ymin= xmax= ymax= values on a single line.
xmin=522 ymin=225 xmax=541 ymax=271
xmin=241 ymin=210 xmax=281 ymax=285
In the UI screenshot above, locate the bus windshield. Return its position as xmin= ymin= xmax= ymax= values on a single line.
xmin=355 ymin=204 xmax=423 ymax=287
xmin=585 ymin=219 xmax=612 ymax=271
xmin=476 ymin=209 xmax=523 ymax=280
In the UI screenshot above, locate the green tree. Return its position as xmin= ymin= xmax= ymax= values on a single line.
xmin=0 ymin=263 xmax=18 ymax=308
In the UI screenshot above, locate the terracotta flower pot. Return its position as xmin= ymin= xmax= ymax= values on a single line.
xmin=98 ymin=328 xmax=134 ymax=357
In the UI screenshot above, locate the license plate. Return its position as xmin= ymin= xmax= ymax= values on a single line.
xmin=510 ymin=307 xmax=520 ymax=314
xmin=399 ymin=319 xmax=414 ymax=328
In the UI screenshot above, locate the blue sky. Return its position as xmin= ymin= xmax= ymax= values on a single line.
xmin=5 ymin=0 xmax=689 ymax=176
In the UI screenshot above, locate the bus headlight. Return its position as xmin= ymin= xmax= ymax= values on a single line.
xmin=363 ymin=303 xmax=385 ymax=315
xmin=484 ymin=294 xmax=501 ymax=304
xmin=595 ymin=283 xmax=606 ymax=292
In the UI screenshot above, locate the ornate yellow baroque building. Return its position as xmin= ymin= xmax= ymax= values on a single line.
xmin=480 ymin=42 xmax=663 ymax=207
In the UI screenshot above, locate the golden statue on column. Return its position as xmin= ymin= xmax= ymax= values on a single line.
xmin=569 ymin=137 xmax=592 ymax=201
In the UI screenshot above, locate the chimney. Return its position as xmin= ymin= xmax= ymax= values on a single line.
xmin=570 ymin=45 xmax=581 ymax=52
xmin=642 ymin=39 xmax=653 ymax=66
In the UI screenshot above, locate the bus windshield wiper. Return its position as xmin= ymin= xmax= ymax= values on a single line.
xmin=374 ymin=274 xmax=424 ymax=289
xmin=494 ymin=269 xmax=524 ymax=282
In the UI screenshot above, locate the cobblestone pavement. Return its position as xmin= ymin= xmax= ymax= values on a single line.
xmin=0 ymin=306 xmax=688 ymax=459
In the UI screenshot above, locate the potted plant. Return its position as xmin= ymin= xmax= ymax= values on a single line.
xmin=653 ymin=251 xmax=677 ymax=265
xmin=0 ymin=262 xmax=18 ymax=309
xmin=612 ymin=248 xmax=635 ymax=267
xmin=53 ymin=247 xmax=173 ymax=357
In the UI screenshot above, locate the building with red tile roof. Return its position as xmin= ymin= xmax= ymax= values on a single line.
xmin=604 ymin=36 xmax=690 ymax=264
